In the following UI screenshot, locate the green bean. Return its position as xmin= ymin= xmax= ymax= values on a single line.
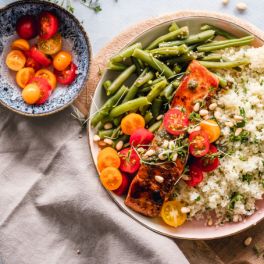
xmin=132 ymin=49 xmax=174 ymax=78
xmin=160 ymin=81 xmax=179 ymax=99
xmin=200 ymin=24 xmax=236 ymax=39
xmin=197 ymin=36 xmax=254 ymax=52
xmin=146 ymin=79 xmax=168 ymax=102
xmin=91 ymin=85 xmax=128 ymax=127
xmin=198 ymin=58 xmax=250 ymax=69
xmin=113 ymin=117 xmax=122 ymax=126
xmin=148 ymin=120 xmax=162 ymax=133
xmin=144 ymin=111 xmax=154 ymax=124
xmin=107 ymin=61 xmax=128 ymax=71
xmin=140 ymin=86 xmax=152 ymax=94
xmin=151 ymin=98 xmax=163 ymax=119
xmin=149 ymin=44 xmax=188 ymax=57
xmin=146 ymin=26 xmax=189 ymax=50
xmin=201 ymin=54 xmax=222 ymax=61
xmin=103 ymin=80 xmax=112 ymax=91
xmin=169 ymin=22 xmax=180 ymax=32
xmin=106 ymin=65 xmax=136 ymax=96
xmin=110 ymin=42 xmax=142 ymax=63
xmin=132 ymin=57 xmax=144 ymax=75
xmin=110 ymin=97 xmax=150 ymax=117
xmin=173 ymin=64 xmax=182 ymax=73
xmin=159 ymin=30 xmax=215 ymax=48
xmin=214 ymin=73 xmax=228 ymax=87
xmin=166 ymin=52 xmax=198 ymax=64
xmin=98 ymin=129 xmax=114 ymax=139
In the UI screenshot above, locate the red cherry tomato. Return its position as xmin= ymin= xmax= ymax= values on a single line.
xmin=39 ymin=11 xmax=59 ymax=40
xmin=163 ymin=108 xmax=189 ymax=136
xmin=113 ymin=173 xmax=130 ymax=196
xmin=24 ymin=50 xmax=41 ymax=71
xmin=119 ymin=148 xmax=140 ymax=174
xmin=129 ymin=128 xmax=154 ymax=147
xmin=28 ymin=77 xmax=52 ymax=105
xmin=16 ymin=15 xmax=38 ymax=40
xmin=29 ymin=46 xmax=51 ymax=67
xmin=185 ymin=164 xmax=204 ymax=187
xmin=195 ymin=144 xmax=220 ymax=172
xmin=54 ymin=62 xmax=77 ymax=85
xmin=189 ymin=131 xmax=210 ymax=157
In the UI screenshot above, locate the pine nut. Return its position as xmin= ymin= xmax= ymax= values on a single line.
xmin=104 ymin=122 xmax=113 ymax=130
xmin=93 ymin=134 xmax=101 ymax=142
xmin=214 ymin=111 xmax=222 ymax=120
xmin=203 ymin=114 xmax=210 ymax=120
xmin=162 ymin=140 xmax=169 ymax=148
xmin=193 ymin=102 xmax=200 ymax=112
xmin=236 ymin=2 xmax=247 ymax=12
xmin=225 ymin=121 xmax=234 ymax=127
xmin=244 ymin=237 xmax=252 ymax=246
xmin=154 ymin=175 xmax=164 ymax=183
xmin=145 ymin=149 xmax=155 ymax=157
xmin=234 ymin=115 xmax=244 ymax=121
xmin=199 ymin=109 xmax=209 ymax=116
xmin=222 ymin=0 xmax=229 ymax=5
xmin=207 ymin=219 xmax=213 ymax=226
xmin=233 ymin=215 xmax=239 ymax=222
xmin=172 ymin=153 xmax=178 ymax=161
xmin=158 ymin=152 xmax=167 ymax=160
xmin=156 ymin=114 xmax=164 ymax=120
xmin=181 ymin=174 xmax=190 ymax=181
xmin=235 ymin=128 xmax=242 ymax=136
xmin=115 ymin=140 xmax=124 ymax=151
xmin=104 ymin=138 xmax=113 ymax=145
xmin=169 ymin=141 xmax=175 ymax=150
xmin=209 ymin=103 xmax=217 ymax=111
xmin=137 ymin=147 xmax=145 ymax=153
xmin=181 ymin=207 xmax=190 ymax=214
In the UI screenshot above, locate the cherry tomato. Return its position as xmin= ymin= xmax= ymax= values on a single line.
xmin=22 ymin=83 xmax=41 ymax=104
xmin=129 ymin=128 xmax=154 ymax=147
xmin=28 ymin=77 xmax=52 ymax=105
xmin=200 ymin=120 xmax=221 ymax=143
xmin=119 ymin=148 xmax=140 ymax=174
xmin=195 ymin=144 xmax=220 ymax=172
xmin=53 ymin=51 xmax=72 ymax=71
xmin=29 ymin=46 xmax=51 ymax=67
xmin=113 ymin=173 xmax=130 ymax=196
xmin=185 ymin=164 xmax=204 ymax=187
xmin=54 ymin=62 xmax=77 ymax=85
xmin=100 ymin=167 xmax=122 ymax=191
xmin=6 ymin=50 xmax=26 ymax=71
xmin=161 ymin=200 xmax=187 ymax=227
xmin=39 ymin=11 xmax=59 ymax=40
xmin=35 ymin=69 xmax=57 ymax=90
xmin=11 ymin=39 xmax=30 ymax=51
xmin=121 ymin=113 xmax=145 ymax=135
xmin=163 ymin=108 xmax=189 ymax=136
xmin=37 ymin=33 xmax=62 ymax=55
xmin=16 ymin=15 xmax=38 ymax=40
xmin=189 ymin=130 xmax=210 ymax=157
xmin=16 ymin=67 xmax=35 ymax=89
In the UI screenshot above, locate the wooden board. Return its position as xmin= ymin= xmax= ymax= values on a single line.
xmin=76 ymin=11 xmax=264 ymax=264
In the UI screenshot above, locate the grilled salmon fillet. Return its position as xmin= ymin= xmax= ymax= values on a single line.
xmin=125 ymin=60 xmax=219 ymax=217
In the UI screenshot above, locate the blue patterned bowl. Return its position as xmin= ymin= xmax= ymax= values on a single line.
xmin=0 ymin=0 xmax=91 ymax=116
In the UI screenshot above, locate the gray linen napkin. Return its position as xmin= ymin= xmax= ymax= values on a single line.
xmin=0 ymin=106 xmax=189 ymax=264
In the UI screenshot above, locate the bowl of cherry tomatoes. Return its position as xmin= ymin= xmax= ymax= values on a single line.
xmin=0 ymin=0 xmax=91 ymax=116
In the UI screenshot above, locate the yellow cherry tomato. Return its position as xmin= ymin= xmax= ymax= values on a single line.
xmin=53 ymin=51 xmax=72 ymax=71
xmin=99 ymin=167 xmax=122 ymax=191
xmin=161 ymin=200 xmax=187 ymax=227
xmin=11 ymin=39 xmax=30 ymax=51
xmin=121 ymin=113 xmax=145 ymax=135
xmin=16 ymin=67 xmax=35 ymax=89
xmin=6 ymin=50 xmax=26 ymax=71
xmin=22 ymin=83 xmax=41 ymax=104
xmin=37 ymin=34 xmax=62 ymax=55
xmin=35 ymin=69 xmax=57 ymax=90
xmin=200 ymin=119 xmax=221 ymax=143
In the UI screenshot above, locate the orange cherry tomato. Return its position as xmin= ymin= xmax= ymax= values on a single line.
xmin=53 ymin=51 xmax=72 ymax=71
xmin=121 ymin=113 xmax=145 ymax=135
xmin=200 ymin=119 xmax=221 ymax=143
xmin=35 ymin=69 xmax=57 ymax=90
xmin=37 ymin=33 xmax=62 ymax=55
xmin=22 ymin=83 xmax=41 ymax=104
xmin=100 ymin=167 xmax=122 ymax=191
xmin=6 ymin=50 xmax=26 ymax=71
xmin=11 ymin=39 xmax=30 ymax=51
xmin=16 ymin=67 xmax=35 ymax=89
xmin=97 ymin=147 xmax=120 ymax=172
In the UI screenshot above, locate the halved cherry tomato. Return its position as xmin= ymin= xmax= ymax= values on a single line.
xmin=24 ymin=50 xmax=41 ymax=71
xmin=27 ymin=77 xmax=52 ymax=105
xmin=100 ymin=167 xmax=122 ymax=191
xmin=113 ymin=173 xmax=130 ymax=196
xmin=11 ymin=39 xmax=30 ymax=51
xmin=53 ymin=51 xmax=72 ymax=71
xmin=29 ymin=46 xmax=51 ymax=67
xmin=121 ymin=113 xmax=145 ymax=135
xmin=129 ymin=128 xmax=154 ymax=147
xmin=16 ymin=15 xmax=38 ymax=40
xmin=35 ymin=69 xmax=57 ymax=90
xmin=119 ymin=148 xmax=140 ymax=174
xmin=195 ymin=144 xmax=220 ymax=172
xmin=189 ymin=130 xmax=210 ymax=157
xmin=161 ymin=200 xmax=187 ymax=227
xmin=200 ymin=119 xmax=221 ymax=143
xmin=6 ymin=50 xmax=26 ymax=71
xmin=16 ymin=67 xmax=35 ymax=89
xmin=54 ymin=62 xmax=77 ymax=85
xmin=22 ymin=83 xmax=41 ymax=104
xmin=97 ymin=147 xmax=120 ymax=172
xmin=185 ymin=164 xmax=204 ymax=187
xmin=163 ymin=108 xmax=189 ymax=136
xmin=37 ymin=33 xmax=62 ymax=55
xmin=39 ymin=11 xmax=59 ymax=40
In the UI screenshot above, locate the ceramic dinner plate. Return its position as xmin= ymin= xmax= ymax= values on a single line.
xmin=89 ymin=15 xmax=264 ymax=239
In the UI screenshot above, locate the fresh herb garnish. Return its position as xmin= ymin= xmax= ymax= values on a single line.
xmin=242 ymin=174 xmax=252 ymax=184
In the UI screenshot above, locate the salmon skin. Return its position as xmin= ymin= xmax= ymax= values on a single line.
xmin=125 ymin=60 xmax=219 ymax=217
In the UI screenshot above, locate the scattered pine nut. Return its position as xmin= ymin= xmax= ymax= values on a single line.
xmin=115 ymin=140 xmax=124 ymax=151
xmin=93 ymin=135 xmax=101 ymax=142
xmin=214 ymin=111 xmax=222 ymax=120
xmin=104 ymin=138 xmax=113 ymax=145
xmin=236 ymin=2 xmax=247 ymax=12
xmin=203 ymin=114 xmax=210 ymax=120
xmin=235 ymin=128 xmax=242 ymax=136
xmin=234 ymin=115 xmax=244 ymax=121
xmin=207 ymin=219 xmax=213 ymax=226
xmin=172 ymin=153 xmax=178 ymax=161
xmin=244 ymin=237 xmax=252 ymax=246
xmin=199 ymin=109 xmax=209 ymax=116
xmin=225 ymin=121 xmax=234 ymax=127
xmin=181 ymin=207 xmax=190 ymax=214
xmin=156 ymin=114 xmax=164 ymax=120
xmin=145 ymin=149 xmax=155 ymax=157
xmin=154 ymin=175 xmax=164 ymax=183
xmin=193 ymin=102 xmax=200 ymax=112
xmin=209 ymin=103 xmax=217 ymax=111
xmin=222 ymin=0 xmax=229 ymax=5
xmin=181 ymin=174 xmax=191 ymax=181
xmin=158 ymin=152 xmax=167 ymax=160
xmin=104 ymin=122 xmax=113 ymax=130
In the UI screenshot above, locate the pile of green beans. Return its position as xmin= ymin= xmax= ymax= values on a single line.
xmin=91 ymin=21 xmax=254 ymax=147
